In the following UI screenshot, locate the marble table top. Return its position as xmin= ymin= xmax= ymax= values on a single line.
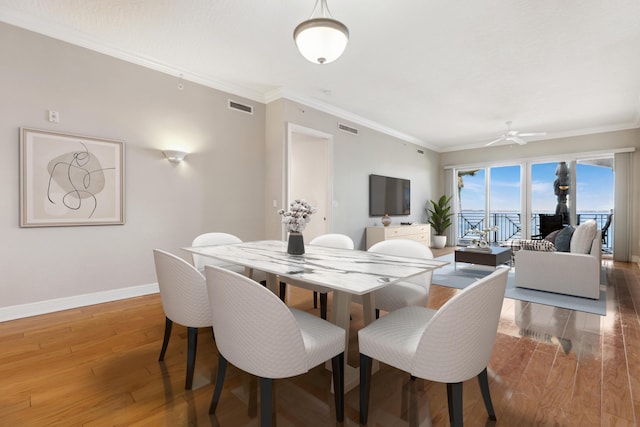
xmin=183 ymin=240 xmax=449 ymax=295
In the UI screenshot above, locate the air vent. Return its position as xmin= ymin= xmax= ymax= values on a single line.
xmin=228 ymin=99 xmax=253 ymax=115
xmin=337 ymin=123 xmax=359 ymax=135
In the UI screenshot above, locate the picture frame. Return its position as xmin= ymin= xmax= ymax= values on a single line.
xmin=19 ymin=128 xmax=125 ymax=227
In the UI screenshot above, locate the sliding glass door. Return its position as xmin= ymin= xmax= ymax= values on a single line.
xmin=490 ymin=165 xmax=521 ymax=241
xmin=575 ymin=158 xmax=614 ymax=252
xmin=453 ymin=156 xmax=614 ymax=253
xmin=457 ymin=168 xmax=485 ymax=242
xmin=531 ymin=161 xmax=572 ymax=236
xmin=456 ymin=165 xmax=521 ymax=244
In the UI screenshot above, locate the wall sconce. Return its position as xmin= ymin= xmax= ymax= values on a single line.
xmin=163 ymin=150 xmax=187 ymax=163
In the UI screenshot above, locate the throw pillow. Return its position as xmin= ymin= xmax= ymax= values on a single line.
xmin=501 ymin=240 xmax=522 ymax=251
xmin=544 ymin=229 xmax=562 ymax=244
xmin=570 ymin=219 xmax=597 ymax=254
xmin=554 ymin=226 xmax=574 ymax=252
xmin=519 ymin=239 xmax=556 ymax=252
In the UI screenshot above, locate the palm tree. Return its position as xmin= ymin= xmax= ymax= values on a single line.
xmin=457 ymin=170 xmax=479 ymax=212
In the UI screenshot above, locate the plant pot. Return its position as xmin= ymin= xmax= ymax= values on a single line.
xmin=432 ymin=235 xmax=447 ymax=249
xmin=287 ymin=232 xmax=305 ymax=255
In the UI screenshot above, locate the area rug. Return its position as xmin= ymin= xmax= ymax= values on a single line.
xmin=432 ymin=254 xmax=607 ymax=316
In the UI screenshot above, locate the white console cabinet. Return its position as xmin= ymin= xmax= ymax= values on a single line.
xmin=365 ymin=224 xmax=431 ymax=249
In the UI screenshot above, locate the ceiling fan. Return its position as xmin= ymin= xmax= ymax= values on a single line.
xmin=485 ymin=121 xmax=547 ymax=146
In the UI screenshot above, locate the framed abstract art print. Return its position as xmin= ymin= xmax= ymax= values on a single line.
xmin=19 ymin=128 xmax=124 ymax=227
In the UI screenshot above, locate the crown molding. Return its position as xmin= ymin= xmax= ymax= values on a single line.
xmin=5 ymin=9 xmax=635 ymax=154
xmin=437 ymin=122 xmax=640 ymax=153
xmin=2 ymin=10 xmax=436 ymax=149
xmin=0 ymin=9 xmax=266 ymax=103
xmin=266 ymin=88 xmax=438 ymax=151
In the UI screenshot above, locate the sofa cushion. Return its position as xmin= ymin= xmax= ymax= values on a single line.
xmin=554 ymin=226 xmax=574 ymax=252
xmin=544 ymin=229 xmax=562 ymax=244
xmin=570 ymin=220 xmax=597 ymax=254
xmin=520 ymin=239 xmax=556 ymax=252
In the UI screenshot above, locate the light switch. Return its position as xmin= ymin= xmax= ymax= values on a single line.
xmin=48 ymin=110 xmax=59 ymax=123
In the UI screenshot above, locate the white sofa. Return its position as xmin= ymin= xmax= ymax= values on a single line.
xmin=515 ymin=225 xmax=601 ymax=299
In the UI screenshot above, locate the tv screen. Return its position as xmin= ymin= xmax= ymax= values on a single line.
xmin=369 ymin=174 xmax=410 ymax=216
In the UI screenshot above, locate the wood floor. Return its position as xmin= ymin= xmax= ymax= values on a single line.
xmin=1 ymin=254 xmax=639 ymax=426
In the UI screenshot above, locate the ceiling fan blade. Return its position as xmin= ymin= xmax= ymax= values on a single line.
xmin=509 ymin=136 xmax=527 ymax=145
xmin=517 ymin=131 xmax=547 ymax=137
xmin=485 ymin=136 xmax=506 ymax=146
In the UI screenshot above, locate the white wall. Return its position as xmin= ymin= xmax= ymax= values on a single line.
xmin=1 ymin=23 xmax=442 ymax=320
xmin=0 ymin=23 xmax=266 ymax=316
xmin=265 ymin=99 xmax=441 ymax=249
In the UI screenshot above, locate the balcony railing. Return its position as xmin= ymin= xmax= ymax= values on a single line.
xmin=457 ymin=212 xmax=521 ymax=243
xmin=456 ymin=211 xmax=612 ymax=250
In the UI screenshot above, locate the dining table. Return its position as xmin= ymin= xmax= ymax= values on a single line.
xmin=183 ymin=239 xmax=449 ymax=390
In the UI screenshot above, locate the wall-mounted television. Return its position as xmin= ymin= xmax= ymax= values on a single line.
xmin=369 ymin=174 xmax=411 ymax=216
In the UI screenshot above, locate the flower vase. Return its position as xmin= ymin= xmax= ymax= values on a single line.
xmin=287 ymin=232 xmax=305 ymax=255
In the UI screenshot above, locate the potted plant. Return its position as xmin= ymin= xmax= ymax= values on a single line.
xmin=427 ymin=195 xmax=453 ymax=249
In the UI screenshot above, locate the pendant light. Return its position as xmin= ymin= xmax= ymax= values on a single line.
xmin=293 ymin=0 xmax=349 ymax=64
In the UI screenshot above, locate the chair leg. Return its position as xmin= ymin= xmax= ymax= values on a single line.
xmin=209 ymin=354 xmax=228 ymax=414
xmin=375 ymin=308 xmax=380 ymax=319
xmin=400 ymin=375 xmax=415 ymax=422
xmin=158 ymin=317 xmax=173 ymax=361
xmin=478 ymin=367 xmax=497 ymax=420
xmin=446 ymin=382 xmax=463 ymax=427
xmin=185 ymin=327 xmax=198 ymax=389
xmin=260 ymin=377 xmax=273 ymax=427
xmin=320 ymin=293 xmax=328 ymax=320
xmin=313 ymin=291 xmax=319 ymax=308
xmin=279 ymin=282 xmax=286 ymax=302
xmin=360 ymin=354 xmax=373 ymax=425
xmin=408 ymin=375 xmax=419 ymax=427
xmin=331 ymin=352 xmax=345 ymax=422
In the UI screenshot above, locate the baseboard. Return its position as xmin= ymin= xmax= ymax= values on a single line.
xmin=0 ymin=283 xmax=160 ymax=322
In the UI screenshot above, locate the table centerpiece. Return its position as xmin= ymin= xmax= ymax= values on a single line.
xmin=278 ymin=199 xmax=316 ymax=255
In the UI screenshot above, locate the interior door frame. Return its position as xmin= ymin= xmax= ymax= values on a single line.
xmin=285 ymin=122 xmax=334 ymax=241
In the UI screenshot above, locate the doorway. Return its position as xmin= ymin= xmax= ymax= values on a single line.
xmin=286 ymin=123 xmax=333 ymax=242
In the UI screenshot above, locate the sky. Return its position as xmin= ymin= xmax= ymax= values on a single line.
xmin=459 ymin=161 xmax=614 ymax=213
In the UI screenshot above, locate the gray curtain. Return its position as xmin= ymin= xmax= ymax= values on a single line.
xmin=444 ymin=168 xmax=456 ymax=246
xmin=613 ymin=152 xmax=631 ymax=262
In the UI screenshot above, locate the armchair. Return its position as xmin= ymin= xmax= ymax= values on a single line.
xmin=531 ymin=214 xmax=564 ymax=240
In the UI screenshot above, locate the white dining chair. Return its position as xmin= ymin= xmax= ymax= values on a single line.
xmin=282 ymin=233 xmax=355 ymax=319
xmin=361 ymin=239 xmax=435 ymax=317
xmin=204 ymin=265 xmax=345 ymax=426
xmin=358 ymin=267 xmax=509 ymax=426
xmin=191 ymin=232 xmax=276 ymax=295
xmin=191 ymin=232 xmax=246 ymax=273
xmin=153 ymin=249 xmax=212 ymax=390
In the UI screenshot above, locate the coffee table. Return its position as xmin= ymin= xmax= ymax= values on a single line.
xmin=454 ymin=246 xmax=512 ymax=269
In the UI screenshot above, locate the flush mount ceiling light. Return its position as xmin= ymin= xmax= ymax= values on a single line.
xmin=293 ymin=0 xmax=349 ymax=65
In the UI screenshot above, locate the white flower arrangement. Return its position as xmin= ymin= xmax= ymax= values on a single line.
xmin=467 ymin=225 xmax=499 ymax=248
xmin=278 ymin=199 xmax=317 ymax=233
xmin=468 ymin=225 xmax=499 ymax=238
